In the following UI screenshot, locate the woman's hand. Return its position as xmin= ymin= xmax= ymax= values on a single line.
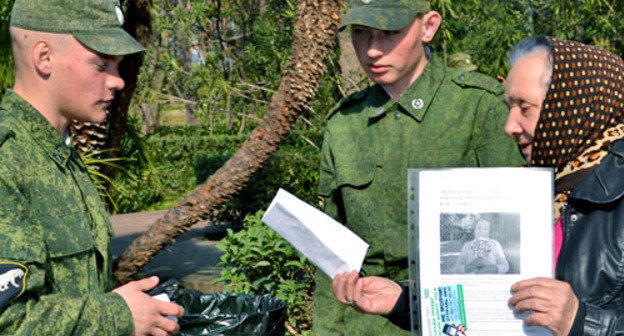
xmin=465 ymin=258 xmax=485 ymax=273
xmin=508 ymin=277 xmax=579 ymax=336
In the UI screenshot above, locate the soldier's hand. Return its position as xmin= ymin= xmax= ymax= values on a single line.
xmin=332 ymin=270 xmax=402 ymax=315
xmin=114 ymin=276 xmax=185 ymax=336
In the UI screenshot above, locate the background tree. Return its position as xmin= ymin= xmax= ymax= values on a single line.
xmin=114 ymin=0 xmax=342 ymax=285
xmin=131 ymin=0 xmax=330 ymax=136
xmin=113 ymin=0 xmax=624 ymax=283
xmin=430 ymin=0 xmax=624 ymax=78
xmin=100 ymin=0 xmax=153 ymax=179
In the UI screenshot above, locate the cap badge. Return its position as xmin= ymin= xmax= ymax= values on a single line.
xmin=412 ymin=99 xmax=424 ymax=110
xmin=115 ymin=6 xmax=125 ymax=25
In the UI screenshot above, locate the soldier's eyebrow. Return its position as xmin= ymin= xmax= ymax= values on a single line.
xmin=95 ymin=52 xmax=124 ymax=63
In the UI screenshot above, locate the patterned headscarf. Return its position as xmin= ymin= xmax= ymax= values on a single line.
xmin=530 ymin=38 xmax=624 ymax=220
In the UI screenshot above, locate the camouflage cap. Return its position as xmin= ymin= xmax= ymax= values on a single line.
xmin=10 ymin=0 xmax=145 ymax=56
xmin=339 ymin=0 xmax=431 ymax=31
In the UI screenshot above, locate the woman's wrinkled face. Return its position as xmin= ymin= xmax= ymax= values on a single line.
xmin=504 ymin=51 xmax=550 ymax=163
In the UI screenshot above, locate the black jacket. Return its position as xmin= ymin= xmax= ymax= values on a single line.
xmin=386 ymin=140 xmax=624 ymax=334
xmin=560 ymin=139 xmax=624 ymax=336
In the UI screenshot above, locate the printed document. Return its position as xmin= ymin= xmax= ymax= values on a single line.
xmin=407 ymin=168 xmax=553 ymax=336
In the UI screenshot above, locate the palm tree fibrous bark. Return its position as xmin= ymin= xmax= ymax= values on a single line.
xmin=102 ymin=0 xmax=152 ymax=176
xmin=114 ymin=0 xmax=342 ymax=285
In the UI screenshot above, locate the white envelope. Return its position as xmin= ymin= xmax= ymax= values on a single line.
xmin=262 ymin=188 xmax=369 ymax=278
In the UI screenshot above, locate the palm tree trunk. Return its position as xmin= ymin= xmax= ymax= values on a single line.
xmin=114 ymin=0 xmax=342 ymax=285
xmin=102 ymin=0 xmax=152 ymax=179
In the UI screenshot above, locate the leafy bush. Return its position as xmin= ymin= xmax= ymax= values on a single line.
xmin=108 ymin=116 xmax=166 ymax=213
xmin=135 ymin=132 xmax=248 ymax=211
xmin=131 ymin=0 xmax=320 ymax=135
xmin=430 ymin=0 xmax=624 ymax=78
xmin=217 ymin=211 xmax=316 ymax=335
xmin=111 ymin=128 xmax=322 ymax=214
xmin=0 ymin=0 xmax=15 ymax=95
xmin=193 ymin=133 xmax=321 ymax=225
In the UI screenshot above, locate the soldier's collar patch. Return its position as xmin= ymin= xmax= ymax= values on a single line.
xmin=0 ymin=262 xmax=28 ymax=311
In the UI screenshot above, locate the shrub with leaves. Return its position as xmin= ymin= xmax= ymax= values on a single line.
xmin=107 ymin=115 xmax=165 ymax=213
xmin=217 ymin=211 xmax=316 ymax=335
xmin=430 ymin=0 xmax=624 ymax=78
xmin=194 ymin=134 xmax=321 ymax=225
xmin=0 ymin=0 xmax=15 ymax=95
xmin=110 ymin=128 xmax=321 ymax=215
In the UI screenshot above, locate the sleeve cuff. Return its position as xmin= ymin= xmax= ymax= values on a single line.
xmin=382 ymin=283 xmax=411 ymax=331
xmin=568 ymin=301 xmax=585 ymax=336
xmin=103 ymin=292 xmax=134 ymax=336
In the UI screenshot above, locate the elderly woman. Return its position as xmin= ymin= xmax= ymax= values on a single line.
xmin=332 ymin=36 xmax=624 ymax=336
xmin=505 ymin=36 xmax=624 ymax=336
xmin=451 ymin=219 xmax=509 ymax=274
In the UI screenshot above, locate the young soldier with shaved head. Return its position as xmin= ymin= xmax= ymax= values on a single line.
xmin=0 ymin=0 xmax=184 ymax=334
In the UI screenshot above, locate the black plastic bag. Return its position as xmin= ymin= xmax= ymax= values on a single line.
xmin=149 ymin=280 xmax=286 ymax=336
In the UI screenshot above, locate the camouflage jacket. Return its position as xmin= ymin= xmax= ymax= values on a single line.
xmin=0 ymin=91 xmax=133 ymax=335
xmin=318 ymin=55 xmax=525 ymax=280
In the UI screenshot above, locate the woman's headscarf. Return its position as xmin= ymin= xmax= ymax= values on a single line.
xmin=530 ymin=38 xmax=624 ymax=220
xmin=532 ymin=38 xmax=624 ymax=188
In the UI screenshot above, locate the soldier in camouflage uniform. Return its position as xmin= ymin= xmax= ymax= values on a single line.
xmin=313 ymin=0 xmax=524 ymax=335
xmin=0 ymin=0 xmax=184 ymax=335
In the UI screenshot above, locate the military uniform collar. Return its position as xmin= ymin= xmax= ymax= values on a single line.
xmin=367 ymin=54 xmax=446 ymax=121
xmin=2 ymin=90 xmax=73 ymax=166
xmin=397 ymin=54 xmax=446 ymax=121
xmin=366 ymin=85 xmax=395 ymax=119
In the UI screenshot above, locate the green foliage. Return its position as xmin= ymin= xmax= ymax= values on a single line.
xmin=217 ymin=211 xmax=316 ymax=335
xmin=131 ymin=0 xmax=327 ymax=135
xmin=80 ymin=150 xmax=127 ymax=212
xmin=194 ymin=134 xmax=321 ymax=224
xmin=111 ymin=127 xmax=322 ymax=214
xmin=108 ymin=115 xmax=164 ymax=213
xmin=0 ymin=0 xmax=14 ymax=94
xmin=430 ymin=0 xmax=624 ymax=78
xmin=133 ymin=131 xmax=248 ymax=211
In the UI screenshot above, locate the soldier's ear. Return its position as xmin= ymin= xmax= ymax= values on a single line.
xmin=420 ymin=11 xmax=441 ymax=44
xmin=32 ymin=40 xmax=53 ymax=77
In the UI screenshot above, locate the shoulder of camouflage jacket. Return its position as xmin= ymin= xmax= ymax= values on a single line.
xmin=447 ymin=67 xmax=504 ymax=96
xmin=0 ymin=113 xmax=18 ymax=152
xmin=325 ymin=86 xmax=372 ymax=121
xmin=0 ymin=110 xmax=28 ymax=171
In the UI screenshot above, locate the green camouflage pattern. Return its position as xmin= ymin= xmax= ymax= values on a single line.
xmin=0 ymin=90 xmax=134 ymax=335
xmin=10 ymin=0 xmax=144 ymax=56
xmin=339 ymin=0 xmax=430 ymax=31
xmin=313 ymin=55 xmax=524 ymax=335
